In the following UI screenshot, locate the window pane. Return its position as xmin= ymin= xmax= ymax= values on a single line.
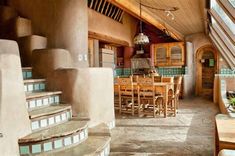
xmin=211 ymin=16 xmax=235 ymax=53
xmin=211 ymin=0 xmax=235 ymax=34
xmin=229 ymin=0 xmax=235 ymax=8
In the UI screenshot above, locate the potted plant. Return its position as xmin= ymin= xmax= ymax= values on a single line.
xmin=229 ymin=97 xmax=235 ymax=109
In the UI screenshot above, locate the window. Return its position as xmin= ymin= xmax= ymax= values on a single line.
xmin=229 ymin=0 xmax=235 ymax=8
xmin=211 ymin=0 xmax=235 ymax=34
xmin=211 ymin=17 xmax=235 ymax=51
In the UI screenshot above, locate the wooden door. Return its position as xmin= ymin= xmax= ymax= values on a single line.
xmin=196 ymin=46 xmax=217 ymax=98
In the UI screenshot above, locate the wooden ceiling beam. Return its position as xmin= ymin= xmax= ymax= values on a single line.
xmin=107 ymin=0 xmax=184 ymax=41
xmin=88 ymin=31 xmax=129 ymax=47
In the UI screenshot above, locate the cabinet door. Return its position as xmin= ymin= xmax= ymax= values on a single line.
xmin=169 ymin=42 xmax=185 ymax=66
xmin=154 ymin=44 xmax=168 ymax=66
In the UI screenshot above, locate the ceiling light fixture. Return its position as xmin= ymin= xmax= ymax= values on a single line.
xmin=133 ymin=0 xmax=149 ymax=45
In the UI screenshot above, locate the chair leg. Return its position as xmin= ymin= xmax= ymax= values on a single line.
xmin=173 ymin=99 xmax=176 ymax=117
xmin=119 ymin=96 xmax=121 ymax=114
xmin=132 ymin=98 xmax=134 ymax=116
xmin=153 ymin=99 xmax=156 ymax=118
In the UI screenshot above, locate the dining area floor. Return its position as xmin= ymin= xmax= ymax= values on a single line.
xmin=110 ymin=97 xmax=219 ymax=156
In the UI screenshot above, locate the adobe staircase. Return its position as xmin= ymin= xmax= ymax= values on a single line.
xmin=0 ymin=5 xmax=111 ymax=156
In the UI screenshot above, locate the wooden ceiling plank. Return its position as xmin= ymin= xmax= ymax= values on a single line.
xmin=94 ymin=0 xmax=99 ymax=10
xmin=108 ymin=5 xmax=114 ymax=17
xmin=101 ymin=0 xmax=107 ymax=14
xmin=114 ymin=9 xmax=121 ymax=20
xmin=89 ymin=0 xmax=94 ymax=8
xmin=105 ymin=2 xmax=111 ymax=15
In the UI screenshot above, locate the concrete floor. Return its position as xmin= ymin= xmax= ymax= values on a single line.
xmin=110 ymin=97 xmax=219 ymax=156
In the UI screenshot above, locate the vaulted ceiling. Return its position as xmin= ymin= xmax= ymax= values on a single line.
xmin=110 ymin=0 xmax=206 ymax=40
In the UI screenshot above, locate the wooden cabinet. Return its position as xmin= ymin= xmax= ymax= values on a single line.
xmin=153 ymin=42 xmax=185 ymax=67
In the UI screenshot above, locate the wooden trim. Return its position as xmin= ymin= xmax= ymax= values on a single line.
xmin=88 ymin=31 xmax=129 ymax=46
xmin=208 ymin=9 xmax=235 ymax=44
xmin=218 ymin=0 xmax=235 ymax=23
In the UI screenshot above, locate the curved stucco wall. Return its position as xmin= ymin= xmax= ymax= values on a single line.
xmin=185 ymin=33 xmax=213 ymax=95
xmin=7 ymin=0 xmax=88 ymax=67
xmin=0 ymin=39 xmax=31 ymax=156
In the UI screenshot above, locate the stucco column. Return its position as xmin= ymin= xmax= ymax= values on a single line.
xmin=8 ymin=0 xmax=88 ymax=67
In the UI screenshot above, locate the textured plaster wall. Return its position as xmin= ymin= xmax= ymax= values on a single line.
xmin=0 ymin=40 xmax=31 ymax=156
xmin=51 ymin=68 xmax=115 ymax=127
xmin=88 ymin=9 xmax=138 ymax=47
xmin=185 ymin=33 xmax=213 ymax=95
xmin=7 ymin=0 xmax=88 ymax=67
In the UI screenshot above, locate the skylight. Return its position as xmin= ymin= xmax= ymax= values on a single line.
xmin=229 ymin=0 xmax=235 ymax=8
xmin=211 ymin=0 xmax=235 ymax=34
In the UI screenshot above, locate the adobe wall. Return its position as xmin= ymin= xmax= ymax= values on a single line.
xmin=7 ymin=0 xmax=88 ymax=67
xmin=0 ymin=39 xmax=31 ymax=156
xmin=88 ymin=9 xmax=138 ymax=47
xmin=185 ymin=33 xmax=213 ymax=95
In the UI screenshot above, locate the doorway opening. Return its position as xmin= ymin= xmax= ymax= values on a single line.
xmin=196 ymin=46 xmax=218 ymax=99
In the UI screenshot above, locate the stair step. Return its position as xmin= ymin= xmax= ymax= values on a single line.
xmin=18 ymin=35 xmax=47 ymax=67
xmin=43 ymin=136 xmax=111 ymax=156
xmin=24 ymin=79 xmax=46 ymax=92
xmin=26 ymin=91 xmax=62 ymax=100
xmin=30 ymin=105 xmax=72 ymax=131
xmin=29 ymin=104 xmax=71 ymax=119
xmin=26 ymin=91 xmax=62 ymax=109
xmin=13 ymin=17 xmax=32 ymax=38
xmin=19 ymin=119 xmax=89 ymax=155
xmin=22 ymin=67 xmax=33 ymax=79
xmin=22 ymin=67 xmax=33 ymax=71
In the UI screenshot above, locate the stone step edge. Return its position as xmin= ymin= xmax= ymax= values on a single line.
xmin=18 ymin=119 xmax=89 ymax=144
xmin=22 ymin=67 xmax=32 ymax=71
xmin=24 ymin=79 xmax=46 ymax=84
xmin=29 ymin=104 xmax=71 ymax=119
xmin=18 ymin=35 xmax=47 ymax=40
xmin=39 ymin=135 xmax=111 ymax=156
xmin=26 ymin=91 xmax=62 ymax=100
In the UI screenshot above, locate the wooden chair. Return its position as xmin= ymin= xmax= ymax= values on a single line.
xmin=137 ymin=77 xmax=163 ymax=117
xmin=153 ymin=76 xmax=162 ymax=82
xmin=167 ymin=76 xmax=183 ymax=116
xmin=117 ymin=77 xmax=136 ymax=116
xmin=174 ymin=76 xmax=183 ymax=110
xmin=162 ymin=77 xmax=174 ymax=83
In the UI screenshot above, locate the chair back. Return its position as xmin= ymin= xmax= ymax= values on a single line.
xmin=174 ymin=76 xmax=183 ymax=95
xmin=162 ymin=77 xmax=174 ymax=83
xmin=117 ymin=77 xmax=134 ymax=96
xmin=153 ymin=76 xmax=162 ymax=82
xmin=114 ymin=77 xmax=120 ymax=95
xmin=137 ymin=77 xmax=155 ymax=97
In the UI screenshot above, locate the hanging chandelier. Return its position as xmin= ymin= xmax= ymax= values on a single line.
xmin=133 ymin=0 xmax=149 ymax=45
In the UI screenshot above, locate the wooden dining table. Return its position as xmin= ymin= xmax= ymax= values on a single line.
xmin=114 ymin=82 xmax=174 ymax=117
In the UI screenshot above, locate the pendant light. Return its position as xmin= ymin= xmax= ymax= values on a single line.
xmin=133 ymin=0 xmax=149 ymax=45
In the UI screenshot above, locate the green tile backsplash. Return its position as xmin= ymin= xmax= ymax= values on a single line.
xmin=115 ymin=67 xmax=186 ymax=77
xmin=220 ymin=68 xmax=235 ymax=75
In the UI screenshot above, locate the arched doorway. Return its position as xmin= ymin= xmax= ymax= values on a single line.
xmin=196 ymin=45 xmax=218 ymax=98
